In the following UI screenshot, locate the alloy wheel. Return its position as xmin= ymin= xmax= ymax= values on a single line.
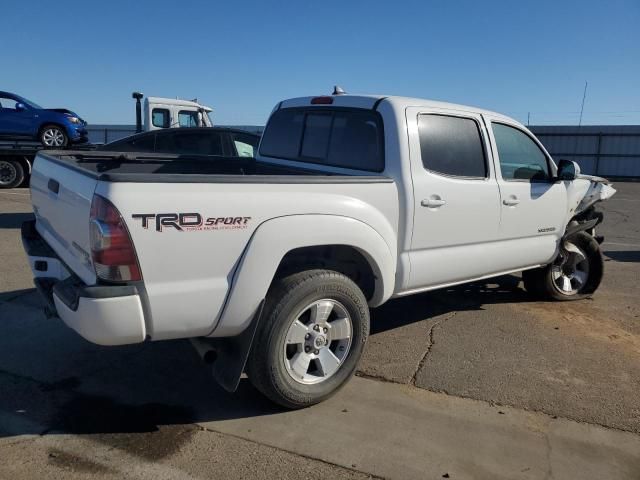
xmin=283 ymin=299 xmax=353 ymax=384
xmin=42 ymin=128 xmax=65 ymax=147
xmin=551 ymin=241 xmax=590 ymax=295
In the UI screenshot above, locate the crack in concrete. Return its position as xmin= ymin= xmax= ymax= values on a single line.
xmin=409 ymin=382 xmax=640 ymax=438
xmin=410 ymin=312 xmax=457 ymax=386
xmin=196 ymin=424 xmax=384 ymax=479
xmin=544 ymin=431 xmax=555 ymax=480
xmin=355 ymin=371 xmax=403 ymax=385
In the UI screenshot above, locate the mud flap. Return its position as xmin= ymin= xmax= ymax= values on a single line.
xmin=191 ymin=300 xmax=265 ymax=393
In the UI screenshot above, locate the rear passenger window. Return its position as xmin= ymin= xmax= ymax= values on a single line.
xmin=259 ymin=108 xmax=384 ymax=172
xmin=102 ymin=133 xmax=155 ymax=152
xmin=156 ymin=131 xmax=224 ymax=155
xmin=230 ymin=132 xmax=259 ymax=157
xmin=125 ymin=134 xmax=155 ymax=152
xmin=418 ymin=114 xmax=487 ymax=178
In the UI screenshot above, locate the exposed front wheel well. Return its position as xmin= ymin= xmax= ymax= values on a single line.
xmin=37 ymin=122 xmax=66 ymax=136
xmin=274 ymin=245 xmax=376 ymax=301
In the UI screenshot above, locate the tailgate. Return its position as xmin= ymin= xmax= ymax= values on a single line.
xmin=29 ymin=154 xmax=98 ymax=285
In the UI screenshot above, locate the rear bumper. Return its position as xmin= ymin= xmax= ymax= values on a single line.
xmin=21 ymin=220 xmax=146 ymax=346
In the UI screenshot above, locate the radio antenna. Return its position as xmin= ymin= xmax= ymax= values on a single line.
xmin=572 ymin=81 xmax=588 ymax=157
xmin=578 ymin=81 xmax=588 ymax=127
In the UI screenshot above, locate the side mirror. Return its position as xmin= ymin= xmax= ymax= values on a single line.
xmin=556 ymin=159 xmax=580 ymax=181
xmin=15 ymin=102 xmax=26 ymax=112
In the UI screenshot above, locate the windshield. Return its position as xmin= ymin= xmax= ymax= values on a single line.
xmin=205 ymin=112 xmax=213 ymax=126
xmin=19 ymin=96 xmax=42 ymax=109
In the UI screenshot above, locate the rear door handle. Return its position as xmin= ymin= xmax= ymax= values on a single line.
xmin=47 ymin=179 xmax=60 ymax=194
xmin=503 ymin=196 xmax=520 ymax=206
xmin=421 ymin=198 xmax=446 ymax=208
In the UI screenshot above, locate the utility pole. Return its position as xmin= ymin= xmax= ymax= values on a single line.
xmin=527 ymin=112 xmax=530 ymax=126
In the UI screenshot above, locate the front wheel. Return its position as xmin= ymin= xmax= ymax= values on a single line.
xmin=40 ymin=125 xmax=68 ymax=147
xmin=247 ymin=270 xmax=369 ymax=409
xmin=523 ymin=231 xmax=604 ymax=301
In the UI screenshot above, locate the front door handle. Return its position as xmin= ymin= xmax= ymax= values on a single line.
xmin=503 ymin=196 xmax=520 ymax=206
xmin=421 ymin=197 xmax=446 ymax=208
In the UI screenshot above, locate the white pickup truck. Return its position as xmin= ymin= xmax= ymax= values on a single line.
xmin=22 ymin=91 xmax=615 ymax=408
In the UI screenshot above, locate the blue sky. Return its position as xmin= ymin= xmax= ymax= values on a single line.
xmin=2 ymin=0 xmax=638 ymax=126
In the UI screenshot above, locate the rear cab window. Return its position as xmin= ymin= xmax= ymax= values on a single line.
xmin=259 ymin=107 xmax=384 ymax=172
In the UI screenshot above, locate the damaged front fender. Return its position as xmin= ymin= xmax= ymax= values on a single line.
xmin=566 ymin=175 xmax=616 ymax=219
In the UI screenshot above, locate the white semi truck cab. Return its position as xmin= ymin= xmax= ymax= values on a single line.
xmin=131 ymin=92 xmax=213 ymax=132
xmin=22 ymin=90 xmax=615 ymax=409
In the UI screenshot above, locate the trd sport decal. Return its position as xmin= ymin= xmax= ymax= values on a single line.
xmin=132 ymin=213 xmax=251 ymax=232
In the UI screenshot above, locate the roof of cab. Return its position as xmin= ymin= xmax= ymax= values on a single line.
xmin=145 ymin=96 xmax=213 ymax=112
xmin=279 ymin=94 xmax=518 ymax=125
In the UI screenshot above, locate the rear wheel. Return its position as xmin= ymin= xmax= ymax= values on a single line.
xmin=40 ymin=125 xmax=68 ymax=147
xmin=0 ymin=159 xmax=25 ymax=189
xmin=523 ymin=231 xmax=603 ymax=301
xmin=247 ymin=270 xmax=369 ymax=409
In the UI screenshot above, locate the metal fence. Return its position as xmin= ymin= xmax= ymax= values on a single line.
xmin=86 ymin=125 xmax=136 ymax=144
xmin=530 ymin=125 xmax=640 ymax=178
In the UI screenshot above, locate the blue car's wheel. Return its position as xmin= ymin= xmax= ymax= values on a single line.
xmin=40 ymin=125 xmax=68 ymax=147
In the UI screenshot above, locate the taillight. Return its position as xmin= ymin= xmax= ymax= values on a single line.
xmin=311 ymin=96 xmax=333 ymax=105
xmin=89 ymin=194 xmax=141 ymax=282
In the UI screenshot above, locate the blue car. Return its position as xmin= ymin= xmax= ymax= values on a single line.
xmin=0 ymin=91 xmax=88 ymax=147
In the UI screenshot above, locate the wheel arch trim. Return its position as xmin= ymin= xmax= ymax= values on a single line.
xmin=208 ymin=214 xmax=396 ymax=338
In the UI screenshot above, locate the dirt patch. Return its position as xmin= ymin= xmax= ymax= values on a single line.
xmin=522 ymin=301 xmax=640 ymax=357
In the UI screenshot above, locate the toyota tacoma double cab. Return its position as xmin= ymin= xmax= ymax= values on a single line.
xmin=22 ymin=91 xmax=615 ymax=408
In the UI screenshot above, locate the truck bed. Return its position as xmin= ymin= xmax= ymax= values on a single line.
xmin=37 ymin=151 xmax=391 ymax=183
xmin=29 ymin=147 xmax=399 ymax=343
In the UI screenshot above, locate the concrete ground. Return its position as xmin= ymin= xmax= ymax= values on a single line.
xmin=0 ymin=182 xmax=639 ymax=479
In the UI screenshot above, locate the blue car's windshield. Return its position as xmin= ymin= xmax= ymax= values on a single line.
xmin=19 ymin=96 xmax=42 ymax=109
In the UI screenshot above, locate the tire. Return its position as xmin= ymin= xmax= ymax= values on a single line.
xmin=40 ymin=124 xmax=68 ymax=147
xmin=523 ymin=231 xmax=604 ymax=301
xmin=247 ymin=269 xmax=369 ymax=409
xmin=0 ymin=159 xmax=25 ymax=189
